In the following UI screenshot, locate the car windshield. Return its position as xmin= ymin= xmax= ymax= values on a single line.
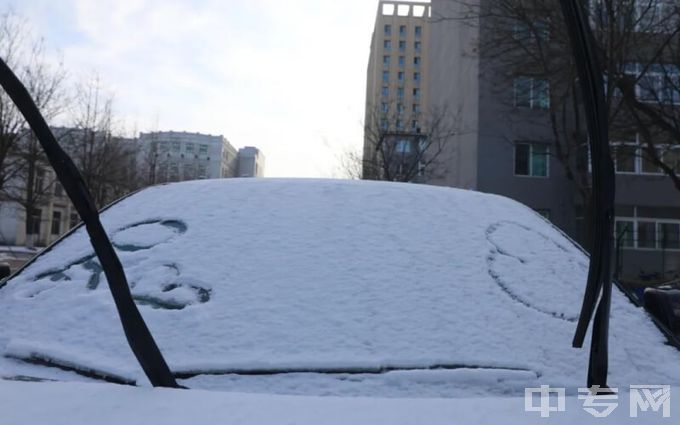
xmin=1 ymin=179 xmax=679 ymax=397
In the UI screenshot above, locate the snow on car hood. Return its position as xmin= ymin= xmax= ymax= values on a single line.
xmin=0 ymin=179 xmax=678 ymax=396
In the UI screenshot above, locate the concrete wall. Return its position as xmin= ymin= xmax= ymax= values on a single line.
xmin=429 ymin=0 xmax=479 ymax=189
xmin=0 ymin=202 xmax=20 ymax=245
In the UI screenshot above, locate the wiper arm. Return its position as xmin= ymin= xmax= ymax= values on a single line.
xmin=0 ymin=58 xmax=180 ymax=388
xmin=558 ymin=1 xmax=615 ymax=388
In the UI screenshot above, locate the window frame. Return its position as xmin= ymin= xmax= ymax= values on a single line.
xmin=615 ymin=216 xmax=680 ymax=251
xmin=610 ymin=136 xmax=670 ymax=176
xmin=51 ymin=210 xmax=62 ymax=236
xmin=513 ymin=76 xmax=550 ymax=109
xmin=514 ymin=142 xmax=550 ymax=178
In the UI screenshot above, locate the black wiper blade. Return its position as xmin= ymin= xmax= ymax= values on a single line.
xmin=0 ymin=58 xmax=179 ymax=388
xmin=558 ymin=0 xmax=615 ymax=388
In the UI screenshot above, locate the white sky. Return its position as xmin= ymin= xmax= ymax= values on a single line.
xmin=0 ymin=0 xmax=428 ymax=177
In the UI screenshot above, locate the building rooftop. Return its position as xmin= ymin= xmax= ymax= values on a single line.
xmin=379 ymin=1 xmax=431 ymax=18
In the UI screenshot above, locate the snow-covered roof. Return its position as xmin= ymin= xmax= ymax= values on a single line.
xmin=0 ymin=179 xmax=678 ymax=397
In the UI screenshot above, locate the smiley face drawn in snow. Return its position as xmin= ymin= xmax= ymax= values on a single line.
xmin=485 ymin=221 xmax=587 ymax=322
xmin=21 ymin=219 xmax=211 ymax=310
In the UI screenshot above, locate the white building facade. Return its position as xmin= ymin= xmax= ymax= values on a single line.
xmin=139 ymin=131 xmax=239 ymax=183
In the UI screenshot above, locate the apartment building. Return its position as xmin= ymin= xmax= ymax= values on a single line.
xmin=139 ymin=131 xmax=239 ymax=183
xmin=363 ymin=1 xmax=431 ymax=180
xmin=364 ymin=0 xmax=680 ymax=285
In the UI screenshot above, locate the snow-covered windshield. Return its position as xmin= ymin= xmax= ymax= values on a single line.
xmin=0 ymin=179 xmax=678 ymax=397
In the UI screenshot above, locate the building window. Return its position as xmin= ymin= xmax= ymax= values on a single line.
xmin=382 ymin=70 xmax=389 ymax=83
xmin=634 ymin=1 xmax=668 ymax=32
xmin=199 ymin=144 xmax=208 ymax=155
xmin=383 ymin=55 xmax=390 ymax=66
xmin=185 ymin=143 xmax=194 ymax=153
xmin=414 ymin=56 xmax=421 ymax=67
xmin=623 ymin=63 xmax=680 ymax=104
xmin=513 ymin=20 xmax=550 ymax=42
xmin=382 ymin=86 xmax=389 ymax=97
xmin=399 ymin=56 xmax=405 ymax=67
xmin=398 ymin=71 xmax=404 ymax=82
xmin=384 ymin=40 xmax=391 ymax=50
xmin=660 ymin=222 xmax=680 ymax=249
xmin=411 ymin=120 xmax=419 ymax=130
xmin=397 ymin=87 xmax=404 ymax=99
xmin=412 ymin=103 xmax=420 ymax=113
xmin=397 ymin=103 xmax=404 ymax=114
xmin=183 ymin=163 xmax=195 ymax=179
xmin=514 ymin=77 xmax=550 ymax=109
xmin=640 ymin=146 xmax=664 ymax=174
xmin=51 ymin=211 xmax=62 ymax=235
xmin=381 ymin=102 xmax=389 ymax=113
xmin=54 ymin=182 xmax=64 ymax=197
xmin=171 ymin=141 xmax=180 ymax=152
xmin=384 ymin=24 xmax=391 ymax=36
xmin=70 ymin=213 xmax=79 ymax=229
xmin=35 ymin=169 xmax=45 ymax=193
xmin=613 ymin=144 xmax=637 ymax=173
xmin=415 ymin=26 xmax=422 ymax=37
xmin=396 ymin=139 xmax=411 ymax=153
xmin=414 ymin=41 xmax=422 ymax=51
xmin=159 ymin=142 xmax=169 ymax=152
xmin=198 ymin=164 xmax=208 ymax=179
xmin=399 ymin=25 xmax=406 ymax=36
xmin=413 ymin=88 xmax=420 ymax=99
xmin=637 ymin=221 xmax=657 ymax=248
xmin=665 ymin=147 xmax=680 ymax=172
xmin=380 ymin=118 xmax=388 ymax=130
xmin=413 ymin=72 xmax=420 ymax=82
xmin=616 ymin=217 xmax=680 ymax=250
xmin=615 ymin=220 xmax=635 ymax=248
xmin=169 ymin=162 xmax=180 ymax=180
xmin=396 ymin=119 xmax=404 ymax=130
xmin=399 ymin=40 xmax=406 ymax=52
xmin=609 ymin=140 xmax=679 ymax=175
xmin=28 ymin=208 xmax=41 ymax=235
xmin=515 ymin=142 xmax=549 ymax=177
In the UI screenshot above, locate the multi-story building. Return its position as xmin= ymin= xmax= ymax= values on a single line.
xmin=1 ymin=129 xmax=265 ymax=250
xmin=364 ymin=0 xmax=680 ymax=285
xmin=139 ymin=131 xmax=239 ymax=183
xmin=237 ymin=147 xmax=265 ymax=177
xmin=363 ymin=1 xmax=431 ymax=180
xmin=0 ymin=166 xmax=78 ymax=248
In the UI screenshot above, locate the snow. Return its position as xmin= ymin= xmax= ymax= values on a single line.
xmin=1 ymin=380 xmax=677 ymax=425
xmin=0 ymin=178 xmax=679 ymax=397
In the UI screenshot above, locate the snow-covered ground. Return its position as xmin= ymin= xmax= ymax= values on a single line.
xmin=0 ymin=179 xmax=678 ymax=400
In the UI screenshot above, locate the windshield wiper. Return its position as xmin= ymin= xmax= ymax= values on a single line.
xmin=558 ymin=0 xmax=615 ymax=389
xmin=0 ymin=58 xmax=180 ymax=388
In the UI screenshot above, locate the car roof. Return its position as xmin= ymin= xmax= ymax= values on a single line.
xmin=1 ymin=178 xmax=678 ymax=396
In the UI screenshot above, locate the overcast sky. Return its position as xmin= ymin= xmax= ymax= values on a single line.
xmin=0 ymin=0 xmax=428 ymax=177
